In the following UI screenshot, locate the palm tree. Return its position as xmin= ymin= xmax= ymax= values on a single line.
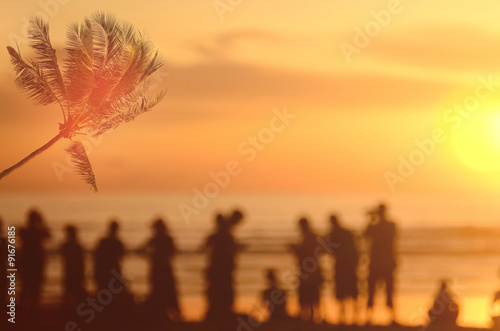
xmin=0 ymin=13 xmax=165 ymax=191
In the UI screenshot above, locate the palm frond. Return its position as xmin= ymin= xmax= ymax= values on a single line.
xmin=140 ymin=50 xmax=163 ymax=82
xmin=105 ymin=25 xmax=159 ymax=101
xmin=64 ymin=22 xmax=95 ymax=116
xmin=65 ymin=141 xmax=98 ymax=192
xmin=85 ymin=13 xmax=125 ymax=112
xmin=90 ymin=89 xmax=165 ymax=136
xmin=28 ymin=17 xmax=67 ymax=117
xmin=91 ymin=12 xmax=123 ymax=67
xmin=77 ymin=16 xmax=164 ymax=127
xmin=88 ymin=21 xmax=107 ymax=70
xmin=89 ymin=73 xmax=150 ymax=122
xmin=6 ymin=46 xmax=58 ymax=106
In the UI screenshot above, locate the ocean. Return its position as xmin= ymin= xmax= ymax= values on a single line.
xmin=1 ymin=192 xmax=499 ymax=328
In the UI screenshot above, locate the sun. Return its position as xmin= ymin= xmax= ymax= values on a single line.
xmin=448 ymin=102 xmax=500 ymax=173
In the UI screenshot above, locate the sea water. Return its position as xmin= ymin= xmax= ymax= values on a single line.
xmin=0 ymin=192 xmax=499 ymax=327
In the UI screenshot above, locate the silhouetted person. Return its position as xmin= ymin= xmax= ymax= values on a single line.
xmin=364 ymin=203 xmax=398 ymax=324
xmin=324 ymin=215 xmax=359 ymax=324
xmin=139 ymin=218 xmax=181 ymax=324
xmin=0 ymin=218 xmax=7 ymax=307
xmin=204 ymin=209 xmax=244 ymax=321
xmin=60 ymin=225 xmax=86 ymax=306
xmin=428 ymin=279 xmax=459 ymax=328
xmin=291 ymin=217 xmax=324 ymax=323
xmin=261 ymin=269 xmax=288 ymax=322
xmin=19 ymin=209 xmax=51 ymax=312
xmin=94 ymin=220 xmax=124 ymax=290
xmin=93 ymin=220 xmax=135 ymax=327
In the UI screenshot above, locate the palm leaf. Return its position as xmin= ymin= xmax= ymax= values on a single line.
xmin=103 ymin=26 xmax=157 ymax=104
xmin=64 ymin=21 xmax=95 ymax=116
xmin=91 ymin=12 xmax=122 ymax=67
xmin=28 ymin=17 xmax=67 ymax=117
xmin=6 ymin=46 xmax=58 ymax=106
xmin=65 ymin=141 xmax=98 ymax=192
xmin=140 ymin=50 xmax=163 ymax=81
xmin=77 ymin=16 xmax=164 ymax=127
xmin=90 ymin=89 xmax=165 ymax=136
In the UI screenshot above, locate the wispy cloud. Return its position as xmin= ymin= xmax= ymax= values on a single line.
xmin=186 ymin=29 xmax=290 ymax=62
xmin=366 ymin=25 xmax=500 ymax=75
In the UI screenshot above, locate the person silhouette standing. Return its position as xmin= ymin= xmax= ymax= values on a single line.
xmin=363 ymin=203 xmax=398 ymax=324
xmin=139 ymin=218 xmax=182 ymax=323
xmin=93 ymin=220 xmax=135 ymax=327
xmin=19 ymin=209 xmax=51 ymax=312
xmin=291 ymin=217 xmax=324 ymax=323
xmin=94 ymin=220 xmax=125 ymax=290
xmin=60 ymin=225 xmax=86 ymax=306
xmin=324 ymin=214 xmax=359 ymax=324
xmin=204 ymin=209 xmax=244 ymax=322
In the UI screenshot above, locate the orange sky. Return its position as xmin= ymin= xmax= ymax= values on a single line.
xmin=2 ymin=0 xmax=500 ymax=197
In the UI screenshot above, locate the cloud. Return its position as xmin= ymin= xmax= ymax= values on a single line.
xmin=214 ymin=29 xmax=284 ymax=47
xmin=367 ymin=25 xmax=500 ymax=74
xmin=186 ymin=29 xmax=287 ymax=61
xmin=0 ymin=54 xmax=458 ymax=130
xmin=165 ymin=59 xmax=457 ymax=118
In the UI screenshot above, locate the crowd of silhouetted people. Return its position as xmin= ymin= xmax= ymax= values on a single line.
xmin=0 ymin=204 xmax=468 ymax=330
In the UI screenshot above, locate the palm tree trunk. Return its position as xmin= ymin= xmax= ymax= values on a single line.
xmin=0 ymin=132 xmax=65 ymax=181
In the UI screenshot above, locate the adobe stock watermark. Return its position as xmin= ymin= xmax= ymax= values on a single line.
xmin=339 ymin=0 xmax=405 ymax=63
xmin=8 ymin=0 xmax=72 ymax=46
xmin=384 ymin=74 xmax=500 ymax=192
xmin=237 ymin=235 xmax=340 ymax=330
xmin=408 ymin=278 xmax=465 ymax=331
xmin=178 ymin=107 xmax=296 ymax=223
xmin=213 ymin=0 xmax=244 ymax=21
xmin=147 ymin=69 xmax=170 ymax=92
xmin=65 ymin=269 xmax=128 ymax=331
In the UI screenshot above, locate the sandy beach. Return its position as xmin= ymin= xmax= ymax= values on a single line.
xmin=3 ymin=305 xmax=491 ymax=331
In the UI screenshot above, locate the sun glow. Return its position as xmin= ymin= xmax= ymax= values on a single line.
xmin=448 ymin=102 xmax=500 ymax=173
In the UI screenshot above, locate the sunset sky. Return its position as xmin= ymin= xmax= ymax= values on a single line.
xmin=2 ymin=0 xmax=500 ymax=198
xmin=4 ymin=2 xmax=500 ymax=328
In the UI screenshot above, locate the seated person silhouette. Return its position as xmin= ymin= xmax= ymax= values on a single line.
xmin=261 ymin=269 xmax=288 ymax=322
xmin=428 ymin=279 xmax=459 ymax=327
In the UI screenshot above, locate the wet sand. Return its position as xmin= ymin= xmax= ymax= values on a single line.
xmin=4 ymin=307 xmax=490 ymax=331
